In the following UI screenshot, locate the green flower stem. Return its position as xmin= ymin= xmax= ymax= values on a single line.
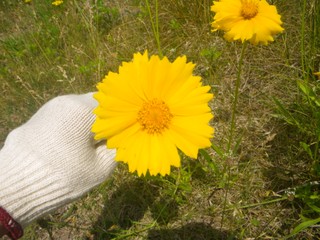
xmin=300 ymin=0 xmax=306 ymax=77
xmin=227 ymin=41 xmax=248 ymax=153
xmin=145 ymin=0 xmax=163 ymax=58
xmin=221 ymin=42 xmax=248 ymax=228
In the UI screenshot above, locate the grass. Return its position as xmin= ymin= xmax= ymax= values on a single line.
xmin=0 ymin=0 xmax=319 ymax=239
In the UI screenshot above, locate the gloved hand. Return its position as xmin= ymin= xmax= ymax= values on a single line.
xmin=0 ymin=93 xmax=117 ymax=230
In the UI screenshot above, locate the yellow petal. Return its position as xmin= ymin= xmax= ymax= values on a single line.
xmin=92 ymin=114 xmax=137 ymax=140
xmin=107 ymin=123 xmax=141 ymax=148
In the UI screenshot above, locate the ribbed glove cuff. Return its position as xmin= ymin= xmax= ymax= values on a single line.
xmin=0 ymin=143 xmax=72 ymax=228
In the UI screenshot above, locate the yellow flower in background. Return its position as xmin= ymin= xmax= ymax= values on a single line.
xmin=24 ymin=0 xmax=31 ymax=3
xmin=92 ymin=51 xmax=214 ymax=176
xmin=211 ymin=0 xmax=284 ymax=45
xmin=52 ymin=0 xmax=63 ymax=6
xmin=314 ymin=72 xmax=320 ymax=80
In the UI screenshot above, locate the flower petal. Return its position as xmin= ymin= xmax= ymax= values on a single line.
xmin=211 ymin=0 xmax=284 ymax=44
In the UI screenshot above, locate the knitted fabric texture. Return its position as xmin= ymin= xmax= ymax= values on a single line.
xmin=0 ymin=94 xmax=117 ymax=227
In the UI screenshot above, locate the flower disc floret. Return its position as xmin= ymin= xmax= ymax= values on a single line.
xmin=241 ymin=0 xmax=259 ymax=19
xmin=211 ymin=0 xmax=284 ymax=45
xmin=92 ymin=51 xmax=214 ymax=176
xmin=137 ymin=99 xmax=173 ymax=134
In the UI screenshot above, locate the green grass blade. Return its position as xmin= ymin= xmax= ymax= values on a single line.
xmin=287 ymin=217 xmax=320 ymax=238
xmin=210 ymin=143 xmax=224 ymax=158
xmin=273 ymin=97 xmax=301 ymax=128
xmin=199 ymin=148 xmax=219 ymax=174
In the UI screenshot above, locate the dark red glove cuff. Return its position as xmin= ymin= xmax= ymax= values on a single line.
xmin=0 ymin=207 xmax=23 ymax=240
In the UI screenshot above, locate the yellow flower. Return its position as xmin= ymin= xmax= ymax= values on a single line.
xmin=314 ymin=72 xmax=320 ymax=80
xmin=92 ymin=51 xmax=214 ymax=176
xmin=52 ymin=0 xmax=63 ymax=6
xmin=211 ymin=0 xmax=284 ymax=45
xmin=24 ymin=0 xmax=31 ymax=2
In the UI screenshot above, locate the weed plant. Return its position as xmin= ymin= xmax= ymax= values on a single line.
xmin=0 ymin=0 xmax=319 ymax=239
xmin=273 ymin=0 xmax=320 ymax=237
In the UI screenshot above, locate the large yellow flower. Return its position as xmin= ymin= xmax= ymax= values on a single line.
xmin=92 ymin=51 xmax=214 ymax=176
xmin=211 ymin=0 xmax=284 ymax=45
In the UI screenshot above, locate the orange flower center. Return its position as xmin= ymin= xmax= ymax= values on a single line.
xmin=241 ymin=0 xmax=259 ymax=19
xmin=137 ymin=99 xmax=173 ymax=134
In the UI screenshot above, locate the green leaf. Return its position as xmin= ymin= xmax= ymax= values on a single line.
xmin=308 ymin=203 xmax=320 ymax=213
xmin=199 ymin=149 xmax=219 ymax=174
xmin=297 ymin=80 xmax=320 ymax=107
xmin=290 ymin=217 xmax=320 ymax=236
xmin=300 ymin=141 xmax=314 ymax=159
xmin=297 ymin=80 xmax=311 ymax=96
xmin=273 ymin=97 xmax=301 ymax=128
xmin=210 ymin=143 xmax=224 ymax=158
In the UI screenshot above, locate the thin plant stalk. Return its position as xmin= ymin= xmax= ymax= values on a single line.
xmin=221 ymin=42 xmax=248 ymax=229
xmin=227 ymin=41 xmax=248 ymax=153
xmin=220 ymin=157 xmax=231 ymax=231
xmin=145 ymin=0 xmax=163 ymax=58
xmin=300 ymin=0 xmax=307 ymax=78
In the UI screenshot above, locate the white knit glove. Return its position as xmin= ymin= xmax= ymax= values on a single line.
xmin=0 ymin=93 xmax=117 ymax=228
